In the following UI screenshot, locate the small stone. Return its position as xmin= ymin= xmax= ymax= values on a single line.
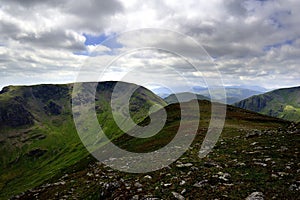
xmin=278 ymin=172 xmax=288 ymax=176
xmin=271 ymin=174 xmax=278 ymax=178
xmin=163 ymin=183 xmax=172 ymax=187
xmin=172 ymin=192 xmax=185 ymax=200
xmin=86 ymin=172 xmax=93 ymax=177
xmin=246 ymin=192 xmax=264 ymax=200
xmin=131 ymin=195 xmax=139 ymax=200
xmin=193 ymin=180 xmax=208 ymax=187
xmin=179 ymin=180 xmax=186 ymax=185
xmin=218 ymin=172 xmax=231 ymax=182
xmin=176 ymin=163 xmax=193 ymax=168
xmin=237 ymin=162 xmax=246 ymax=167
xmin=254 ymin=162 xmax=267 ymax=167
xmin=134 ymin=182 xmax=143 ymax=188
xmin=181 ymin=189 xmax=186 ymax=194
xmin=144 ymin=175 xmax=152 ymax=179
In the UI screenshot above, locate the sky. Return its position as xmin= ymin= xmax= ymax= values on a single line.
xmin=0 ymin=0 xmax=299 ymax=91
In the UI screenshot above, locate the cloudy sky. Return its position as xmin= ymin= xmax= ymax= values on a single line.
xmin=0 ymin=0 xmax=299 ymax=91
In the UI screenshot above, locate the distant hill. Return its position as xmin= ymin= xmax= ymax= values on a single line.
xmin=234 ymin=86 xmax=300 ymax=122
xmin=196 ymin=87 xmax=263 ymax=104
xmin=164 ymin=92 xmax=209 ymax=104
xmin=153 ymin=86 xmax=263 ymax=105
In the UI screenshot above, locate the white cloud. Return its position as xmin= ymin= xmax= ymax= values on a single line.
xmin=0 ymin=0 xmax=300 ymax=90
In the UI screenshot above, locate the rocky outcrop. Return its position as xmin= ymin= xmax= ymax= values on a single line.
xmin=235 ymin=95 xmax=272 ymax=112
xmin=32 ymin=84 xmax=70 ymax=103
xmin=44 ymin=101 xmax=62 ymax=115
xmin=0 ymin=103 xmax=34 ymax=127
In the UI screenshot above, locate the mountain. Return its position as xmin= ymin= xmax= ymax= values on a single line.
xmin=234 ymin=86 xmax=300 ymax=122
xmin=1 ymin=82 xmax=299 ymax=199
xmin=0 ymin=81 xmax=166 ymax=198
xmin=164 ymin=92 xmax=209 ymax=104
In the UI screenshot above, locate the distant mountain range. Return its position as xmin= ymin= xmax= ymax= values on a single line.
xmin=195 ymin=87 xmax=264 ymax=104
xmin=235 ymin=86 xmax=300 ymax=122
xmin=154 ymin=86 xmax=265 ymax=104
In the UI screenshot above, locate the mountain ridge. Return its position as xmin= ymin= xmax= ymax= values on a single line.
xmin=234 ymin=85 xmax=300 ymax=122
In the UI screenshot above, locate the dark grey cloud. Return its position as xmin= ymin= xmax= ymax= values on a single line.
xmin=14 ymin=30 xmax=86 ymax=51
xmin=4 ymin=0 xmax=62 ymax=7
xmin=224 ymin=0 xmax=248 ymax=17
xmin=0 ymin=20 xmax=21 ymax=44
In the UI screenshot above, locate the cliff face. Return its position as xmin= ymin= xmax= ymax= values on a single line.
xmin=0 ymin=84 xmax=70 ymax=129
xmin=235 ymin=86 xmax=300 ymax=122
xmin=236 ymin=94 xmax=272 ymax=112
xmin=0 ymin=101 xmax=34 ymax=126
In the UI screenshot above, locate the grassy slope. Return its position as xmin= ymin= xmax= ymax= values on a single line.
xmin=235 ymin=86 xmax=300 ymax=122
xmin=0 ymin=82 xmax=166 ymax=199
xmin=11 ymin=100 xmax=299 ymax=199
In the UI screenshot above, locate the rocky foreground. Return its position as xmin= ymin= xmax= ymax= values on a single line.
xmin=11 ymin=123 xmax=300 ymax=200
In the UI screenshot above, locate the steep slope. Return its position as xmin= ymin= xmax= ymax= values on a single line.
xmin=164 ymin=92 xmax=209 ymax=104
xmin=235 ymin=86 xmax=300 ymax=122
xmin=0 ymin=81 xmax=166 ymax=198
xmin=12 ymin=101 xmax=300 ymax=199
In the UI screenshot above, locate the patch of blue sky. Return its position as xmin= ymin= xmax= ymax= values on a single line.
xmin=84 ymin=33 xmax=108 ymax=45
xmin=73 ymin=33 xmax=123 ymax=56
xmin=263 ymin=39 xmax=295 ymax=52
xmin=83 ymin=33 xmax=122 ymax=48
xmin=269 ymin=10 xmax=291 ymax=29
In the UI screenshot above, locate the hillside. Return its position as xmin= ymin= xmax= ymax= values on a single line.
xmin=235 ymin=86 xmax=300 ymax=122
xmin=164 ymin=92 xmax=209 ymax=104
xmin=0 ymin=81 xmax=166 ymax=199
xmin=8 ymin=100 xmax=300 ymax=199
